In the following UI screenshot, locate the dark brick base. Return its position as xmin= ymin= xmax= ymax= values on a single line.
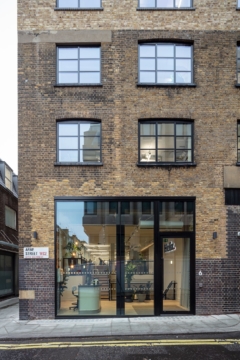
xmin=19 ymin=259 xmax=55 ymax=320
xmin=196 ymin=206 xmax=240 ymax=315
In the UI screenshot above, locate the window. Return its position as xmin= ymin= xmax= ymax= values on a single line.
xmin=5 ymin=165 xmax=12 ymax=191
xmin=57 ymin=0 xmax=102 ymax=8
xmin=237 ymin=46 xmax=240 ymax=83
xmin=5 ymin=206 xmax=16 ymax=230
xmin=238 ymin=122 xmax=240 ymax=163
xmin=57 ymin=46 xmax=101 ymax=85
xmin=139 ymin=120 xmax=193 ymax=164
xmin=139 ymin=43 xmax=193 ymax=84
xmin=84 ymin=201 xmax=97 ymax=215
xmin=57 ymin=121 xmax=101 ymax=164
xmin=139 ymin=0 xmax=192 ymax=8
xmin=238 ymin=0 xmax=240 ymax=8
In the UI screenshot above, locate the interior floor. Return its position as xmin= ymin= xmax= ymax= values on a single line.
xmin=58 ymin=299 xmax=188 ymax=316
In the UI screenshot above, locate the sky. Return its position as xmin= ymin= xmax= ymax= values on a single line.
xmin=0 ymin=1 xmax=17 ymax=174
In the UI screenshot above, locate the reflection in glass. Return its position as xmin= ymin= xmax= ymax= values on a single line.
xmin=59 ymin=137 xmax=78 ymax=150
xmin=139 ymin=45 xmax=155 ymax=58
xmin=139 ymin=0 xmax=155 ymax=7
xmin=139 ymin=71 xmax=155 ymax=83
xmin=176 ymin=150 xmax=191 ymax=162
xmin=176 ymin=72 xmax=191 ymax=83
xmin=163 ymin=238 xmax=190 ymax=312
xmin=0 ymin=255 xmax=13 ymax=296
xmin=140 ymin=59 xmax=156 ymax=71
xmin=157 ymin=45 xmax=174 ymax=58
xmin=59 ymin=0 xmax=78 ymax=7
xmin=59 ymin=60 xmax=78 ymax=72
xmin=140 ymin=137 xmax=156 ymax=149
xmin=157 ymin=59 xmax=174 ymax=71
xmin=81 ymin=0 xmax=101 ymax=7
xmin=59 ymin=73 xmax=78 ymax=84
xmin=176 ymin=59 xmax=191 ymax=71
xmin=157 ymin=0 xmax=174 ymax=7
xmin=59 ymin=48 xmax=78 ymax=59
xmin=59 ymin=150 xmax=78 ymax=162
xmin=157 ymin=72 xmax=174 ymax=83
xmin=159 ymin=201 xmax=194 ymax=231
xmin=176 ymin=46 xmax=191 ymax=58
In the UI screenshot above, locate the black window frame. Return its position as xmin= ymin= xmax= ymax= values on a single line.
xmin=138 ymin=0 xmax=193 ymax=9
xmin=56 ymin=0 xmax=103 ymax=9
xmin=138 ymin=42 xmax=194 ymax=86
xmin=56 ymin=120 xmax=102 ymax=165
xmin=138 ymin=120 xmax=194 ymax=166
xmin=56 ymin=45 xmax=101 ymax=86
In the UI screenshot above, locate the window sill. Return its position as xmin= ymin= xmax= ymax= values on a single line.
xmin=54 ymin=162 xmax=103 ymax=166
xmin=54 ymin=8 xmax=104 ymax=11
xmin=137 ymin=83 xmax=196 ymax=88
xmin=54 ymin=84 xmax=103 ymax=87
xmin=136 ymin=7 xmax=195 ymax=11
xmin=137 ymin=162 xmax=197 ymax=167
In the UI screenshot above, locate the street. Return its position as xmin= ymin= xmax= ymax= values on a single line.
xmin=1 ymin=333 xmax=240 ymax=360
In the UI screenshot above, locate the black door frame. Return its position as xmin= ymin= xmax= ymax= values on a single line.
xmin=55 ymin=196 xmax=196 ymax=318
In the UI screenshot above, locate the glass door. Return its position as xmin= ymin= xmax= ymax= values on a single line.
xmin=161 ymin=236 xmax=192 ymax=312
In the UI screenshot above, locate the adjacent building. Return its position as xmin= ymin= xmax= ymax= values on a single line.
xmin=18 ymin=1 xmax=240 ymax=319
xmin=0 ymin=160 xmax=18 ymax=298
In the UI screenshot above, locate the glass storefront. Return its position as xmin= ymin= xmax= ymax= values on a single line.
xmin=55 ymin=198 xmax=194 ymax=317
xmin=0 ymin=253 xmax=14 ymax=297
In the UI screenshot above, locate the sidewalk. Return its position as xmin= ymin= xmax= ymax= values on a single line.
xmin=0 ymin=298 xmax=240 ymax=339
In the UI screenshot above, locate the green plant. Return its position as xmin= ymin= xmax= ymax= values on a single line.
xmin=64 ymin=241 xmax=82 ymax=257
xmin=125 ymin=262 xmax=136 ymax=288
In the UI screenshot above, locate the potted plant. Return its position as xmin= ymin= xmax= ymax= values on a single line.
xmin=135 ymin=284 xmax=146 ymax=302
xmin=125 ymin=262 xmax=136 ymax=302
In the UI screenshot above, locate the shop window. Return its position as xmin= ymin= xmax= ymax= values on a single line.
xmin=57 ymin=46 xmax=101 ymax=85
xmin=238 ymin=121 xmax=240 ymax=163
xmin=57 ymin=121 xmax=101 ymax=164
xmin=142 ymin=201 xmax=152 ymax=214
xmin=138 ymin=0 xmax=192 ymax=8
xmin=109 ymin=202 xmax=118 ymax=214
xmin=139 ymin=120 xmax=193 ymax=164
xmin=57 ymin=0 xmax=102 ymax=9
xmin=139 ymin=43 xmax=193 ymax=85
xmin=84 ymin=201 xmax=97 ymax=215
xmin=5 ymin=206 xmax=16 ymax=230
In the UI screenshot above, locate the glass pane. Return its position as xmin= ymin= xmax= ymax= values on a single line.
xmin=238 ymin=0 xmax=240 ymax=7
xmin=160 ymin=201 xmax=194 ymax=231
xmin=237 ymin=47 xmax=240 ymax=58
xmin=176 ymin=59 xmax=191 ymax=71
xmin=80 ymin=72 xmax=100 ymax=84
xmin=158 ymin=123 xmax=174 ymax=135
xmin=121 ymin=202 xmax=130 ymax=214
xmin=80 ymin=123 xmax=100 ymax=136
xmin=109 ymin=202 xmax=118 ymax=214
xmin=80 ymin=60 xmax=100 ymax=71
xmin=59 ymin=60 xmax=78 ymax=72
xmin=176 ymin=46 xmax=191 ymax=58
xmin=238 ymin=138 xmax=240 ymax=149
xmin=142 ymin=201 xmax=152 ymax=214
xmin=157 ymin=0 xmax=174 ymax=7
xmin=5 ymin=207 xmax=16 ymax=229
xmin=59 ymin=73 xmax=78 ymax=84
xmin=139 ymin=71 xmax=156 ymax=83
xmin=238 ymin=150 xmax=240 ymax=162
xmin=176 ymin=124 xmax=191 ymax=136
xmin=123 ymin=202 xmax=154 ymax=316
xmin=176 ymin=150 xmax=192 ymax=162
xmin=157 ymin=58 xmax=174 ymax=71
xmin=157 ymin=71 xmax=174 ymax=83
xmin=59 ymin=137 xmax=78 ymax=150
xmin=81 ymin=0 xmax=101 ymax=7
xmin=157 ymin=45 xmax=174 ymax=58
xmin=81 ymin=136 xmax=100 ymax=150
xmin=140 ymin=137 xmax=156 ymax=149
xmin=81 ymin=150 xmax=101 ymax=162
xmin=56 ymin=201 xmax=117 ymax=317
xmin=140 ymin=150 xmax=156 ymax=162
xmin=176 ymin=137 xmax=191 ymax=149
xmin=158 ymin=150 xmax=174 ymax=162
xmin=58 ymin=48 xmax=78 ymax=60
xmin=163 ymin=238 xmax=190 ymax=312
xmin=59 ymin=150 xmax=78 ymax=162
xmin=140 ymin=59 xmax=155 ymax=71
xmin=176 ymin=0 xmax=191 ymax=7
xmin=139 ymin=45 xmax=156 ymax=58
xmin=238 ymin=73 xmax=240 ymax=84
xmin=158 ymin=136 xmax=174 ymax=148
xmin=176 ymin=72 xmax=191 ymax=83
xmin=139 ymin=0 xmax=155 ymax=7
xmin=59 ymin=0 xmax=78 ymax=7
xmin=238 ymin=124 xmax=240 ymax=136
xmin=140 ymin=123 xmax=156 ymax=136
xmin=59 ymin=124 xmax=78 ymax=136
xmin=80 ymin=48 xmax=100 ymax=59
xmin=237 ymin=60 xmax=240 ymax=71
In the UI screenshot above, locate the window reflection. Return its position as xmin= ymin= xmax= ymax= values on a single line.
xmin=159 ymin=201 xmax=194 ymax=231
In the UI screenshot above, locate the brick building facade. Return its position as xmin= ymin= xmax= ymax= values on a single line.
xmin=18 ymin=1 xmax=240 ymax=319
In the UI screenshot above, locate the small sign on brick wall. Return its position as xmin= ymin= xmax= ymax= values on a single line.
xmin=24 ymin=247 xmax=49 ymax=259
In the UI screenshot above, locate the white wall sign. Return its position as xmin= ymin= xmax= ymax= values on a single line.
xmin=24 ymin=247 xmax=49 ymax=259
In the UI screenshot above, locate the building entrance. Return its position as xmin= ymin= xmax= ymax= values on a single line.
xmin=55 ymin=198 xmax=195 ymax=317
